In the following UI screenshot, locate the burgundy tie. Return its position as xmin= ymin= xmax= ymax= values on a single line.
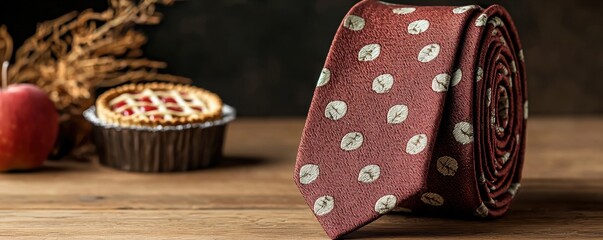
xmin=294 ymin=1 xmax=527 ymax=238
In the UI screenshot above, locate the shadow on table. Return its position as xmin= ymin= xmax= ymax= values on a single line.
xmin=5 ymin=160 xmax=97 ymax=174
xmin=4 ymin=155 xmax=268 ymax=174
xmin=2 ymin=165 xmax=70 ymax=174
xmin=346 ymin=178 xmax=603 ymax=239
xmin=213 ymin=155 xmax=268 ymax=169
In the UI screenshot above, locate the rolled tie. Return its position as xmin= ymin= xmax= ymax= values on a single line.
xmin=294 ymin=0 xmax=528 ymax=238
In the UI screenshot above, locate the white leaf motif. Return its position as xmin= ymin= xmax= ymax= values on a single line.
xmin=476 ymin=67 xmax=484 ymax=82
xmin=487 ymin=16 xmax=504 ymax=27
xmin=478 ymin=173 xmax=486 ymax=184
xmin=486 ymin=88 xmax=492 ymax=107
xmin=524 ymin=101 xmax=529 ymax=119
xmin=324 ymin=100 xmax=347 ymax=121
xmin=358 ymin=44 xmax=381 ymax=62
xmin=490 ymin=109 xmax=496 ymax=127
xmin=451 ymin=69 xmax=462 ymax=87
xmin=379 ymin=1 xmax=398 ymax=6
xmin=372 ymin=74 xmax=394 ymax=93
xmin=340 ymin=132 xmax=364 ymax=151
xmin=431 ymin=73 xmax=451 ymax=92
xmin=343 ymin=15 xmax=365 ymax=31
xmin=406 ymin=134 xmax=427 ymax=155
xmin=387 ymin=104 xmax=408 ymax=124
xmin=496 ymin=126 xmax=505 ymax=134
xmin=475 ymin=14 xmax=488 ymax=27
xmin=436 ymin=156 xmax=458 ymax=176
xmin=501 ymin=152 xmax=510 ymax=164
xmin=393 ymin=7 xmax=415 ymax=15
xmin=408 ymin=19 xmax=429 ymax=35
xmin=475 ymin=202 xmax=489 ymax=218
xmin=502 ymin=66 xmax=509 ymax=76
xmin=508 ymin=183 xmax=521 ymax=197
xmin=418 ymin=44 xmax=440 ymax=63
xmin=421 ymin=192 xmax=444 ymax=206
xmin=374 ymin=195 xmax=397 ymax=214
xmin=313 ymin=195 xmax=335 ymax=216
xmin=317 ymin=68 xmax=330 ymax=87
xmin=453 ymin=122 xmax=474 ymax=144
xmin=519 ymin=49 xmax=525 ymax=62
xmin=358 ymin=165 xmax=381 ymax=183
xmin=299 ymin=164 xmax=319 ymax=185
xmin=452 ymin=5 xmax=477 ymax=14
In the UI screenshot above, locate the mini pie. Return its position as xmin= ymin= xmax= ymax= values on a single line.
xmin=96 ymin=82 xmax=222 ymax=127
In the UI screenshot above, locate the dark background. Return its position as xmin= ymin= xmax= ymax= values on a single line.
xmin=0 ymin=0 xmax=601 ymax=116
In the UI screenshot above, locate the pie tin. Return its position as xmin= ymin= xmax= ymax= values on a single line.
xmin=83 ymin=105 xmax=236 ymax=172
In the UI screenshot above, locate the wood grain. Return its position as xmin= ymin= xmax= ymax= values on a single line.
xmin=0 ymin=117 xmax=602 ymax=239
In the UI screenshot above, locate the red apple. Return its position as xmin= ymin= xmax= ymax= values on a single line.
xmin=0 ymin=84 xmax=58 ymax=171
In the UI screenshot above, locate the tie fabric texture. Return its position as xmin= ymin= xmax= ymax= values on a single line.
xmin=294 ymin=1 xmax=528 ymax=239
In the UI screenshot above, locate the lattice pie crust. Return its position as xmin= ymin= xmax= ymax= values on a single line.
xmin=96 ymin=83 xmax=223 ymax=127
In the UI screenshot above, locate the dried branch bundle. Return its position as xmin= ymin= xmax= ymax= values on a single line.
xmin=0 ymin=0 xmax=189 ymax=118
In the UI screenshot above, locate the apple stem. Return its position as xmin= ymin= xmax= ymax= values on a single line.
xmin=1 ymin=61 xmax=8 ymax=89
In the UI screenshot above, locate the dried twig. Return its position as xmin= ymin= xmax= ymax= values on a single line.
xmin=0 ymin=26 xmax=12 ymax=63
xmin=1 ymin=0 xmax=189 ymax=118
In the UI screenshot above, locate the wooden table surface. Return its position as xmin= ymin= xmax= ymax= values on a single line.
xmin=1 ymin=117 xmax=602 ymax=239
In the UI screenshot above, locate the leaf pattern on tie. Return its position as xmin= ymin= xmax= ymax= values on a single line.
xmin=340 ymin=132 xmax=364 ymax=151
xmin=450 ymin=69 xmax=463 ymax=87
xmin=431 ymin=73 xmax=451 ymax=92
xmin=507 ymin=183 xmax=521 ymax=196
xmin=453 ymin=122 xmax=474 ymax=144
xmin=476 ymin=67 xmax=484 ymax=82
xmin=486 ymin=88 xmax=492 ymax=107
xmin=487 ymin=16 xmax=504 ymax=27
xmin=406 ymin=134 xmax=428 ymax=155
xmin=314 ymin=195 xmax=335 ymax=216
xmin=387 ymin=104 xmax=409 ymax=124
xmin=343 ymin=15 xmax=366 ymax=31
xmin=324 ymin=100 xmax=348 ymax=121
xmin=299 ymin=164 xmax=320 ymax=184
xmin=475 ymin=14 xmax=488 ymax=26
xmin=408 ymin=20 xmax=429 ymax=35
xmin=374 ymin=195 xmax=397 ymax=214
xmin=452 ymin=5 xmax=477 ymax=14
xmin=524 ymin=101 xmax=529 ymax=119
xmin=418 ymin=44 xmax=440 ymax=63
xmin=501 ymin=152 xmax=511 ymax=164
xmin=436 ymin=156 xmax=458 ymax=176
xmin=392 ymin=7 xmax=416 ymax=15
xmin=317 ymin=68 xmax=330 ymax=87
xmin=421 ymin=192 xmax=444 ymax=206
xmin=475 ymin=202 xmax=489 ymax=217
xmin=490 ymin=108 xmax=497 ymax=127
xmin=378 ymin=1 xmax=397 ymax=6
xmin=372 ymin=74 xmax=394 ymax=93
xmin=358 ymin=44 xmax=381 ymax=62
xmin=358 ymin=165 xmax=381 ymax=183
xmin=501 ymin=65 xmax=509 ymax=76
